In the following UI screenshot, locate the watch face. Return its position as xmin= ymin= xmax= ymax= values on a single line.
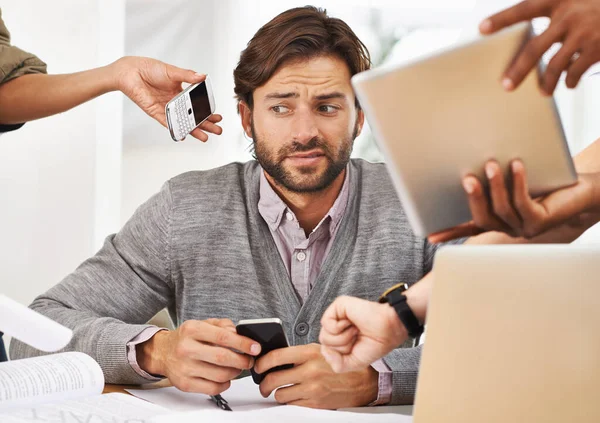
xmin=381 ymin=283 xmax=409 ymax=300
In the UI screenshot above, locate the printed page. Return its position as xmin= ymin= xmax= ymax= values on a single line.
xmin=0 ymin=352 xmax=104 ymax=410
xmin=0 ymin=393 xmax=169 ymax=423
xmin=0 ymin=294 xmax=72 ymax=352
xmin=150 ymin=405 xmax=413 ymax=423
xmin=126 ymin=374 xmax=278 ymax=412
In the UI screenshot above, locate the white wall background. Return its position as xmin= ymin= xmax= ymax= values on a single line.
xmin=1 ymin=0 xmax=599 ymax=347
xmin=0 ymin=0 xmax=125 ymax=349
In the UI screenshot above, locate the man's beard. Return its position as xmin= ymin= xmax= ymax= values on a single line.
xmin=251 ymin=121 xmax=358 ymax=193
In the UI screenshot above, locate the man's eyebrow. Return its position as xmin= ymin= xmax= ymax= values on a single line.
xmin=314 ymin=92 xmax=347 ymax=101
xmin=263 ymin=92 xmax=349 ymax=101
xmin=264 ymin=92 xmax=299 ymax=100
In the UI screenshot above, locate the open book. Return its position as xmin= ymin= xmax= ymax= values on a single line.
xmin=0 ymin=352 xmax=168 ymax=422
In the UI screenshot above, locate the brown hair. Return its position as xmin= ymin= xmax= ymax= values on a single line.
xmin=233 ymin=6 xmax=371 ymax=110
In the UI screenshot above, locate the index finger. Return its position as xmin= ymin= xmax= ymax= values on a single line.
xmin=503 ymin=22 xmax=565 ymax=91
xmin=480 ymin=0 xmax=547 ymax=34
xmin=321 ymin=303 xmax=353 ymax=336
xmin=206 ymin=318 xmax=237 ymax=333
xmin=318 ymin=325 xmax=357 ymax=352
xmin=191 ymin=321 xmax=261 ymax=356
xmin=166 ymin=64 xmax=206 ymax=85
xmin=320 ymin=296 xmax=360 ymax=333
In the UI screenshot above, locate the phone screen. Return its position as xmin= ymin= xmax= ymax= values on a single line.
xmin=189 ymin=82 xmax=212 ymax=125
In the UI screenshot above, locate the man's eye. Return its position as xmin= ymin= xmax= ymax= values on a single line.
xmin=272 ymin=105 xmax=290 ymax=114
xmin=318 ymin=105 xmax=338 ymax=113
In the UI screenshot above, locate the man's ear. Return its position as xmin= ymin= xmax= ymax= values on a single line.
xmin=355 ymin=108 xmax=365 ymax=137
xmin=238 ymin=102 xmax=253 ymax=139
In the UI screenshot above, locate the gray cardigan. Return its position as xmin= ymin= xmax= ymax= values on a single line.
xmin=10 ymin=159 xmax=451 ymax=404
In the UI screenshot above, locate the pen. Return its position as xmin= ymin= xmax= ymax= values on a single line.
xmin=209 ymin=394 xmax=232 ymax=411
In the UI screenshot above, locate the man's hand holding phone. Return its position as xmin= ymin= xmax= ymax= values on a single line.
xmin=136 ymin=318 xmax=261 ymax=395
xmin=235 ymin=318 xmax=378 ymax=409
xmin=254 ymin=343 xmax=379 ymax=409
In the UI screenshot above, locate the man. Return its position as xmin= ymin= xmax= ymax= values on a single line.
xmin=11 ymin=6 xmax=454 ymax=408
xmin=0 ymin=7 xmax=222 ymax=362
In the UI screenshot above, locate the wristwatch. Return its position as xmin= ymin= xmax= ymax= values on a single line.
xmin=378 ymin=283 xmax=424 ymax=339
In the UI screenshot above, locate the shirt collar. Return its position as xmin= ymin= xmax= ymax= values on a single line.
xmin=257 ymin=165 xmax=351 ymax=234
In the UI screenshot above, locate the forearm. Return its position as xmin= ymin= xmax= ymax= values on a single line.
xmin=9 ymin=296 xmax=156 ymax=384
xmin=0 ymin=65 xmax=118 ymax=124
xmin=466 ymin=220 xmax=591 ymax=245
xmin=574 ymin=137 xmax=600 ymax=173
xmin=404 ymin=273 xmax=431 ymax=324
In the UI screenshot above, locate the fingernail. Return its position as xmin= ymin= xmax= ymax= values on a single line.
xmin=479 ymin=19 xmax=492 ymax=33
xmin=512 ymin=160 xmax=523 ymax=173
xmin=463 ymin=179 xmax=475 ymax=194
xmin=485 ymin=164 xmax=495 ymax=180
xmin=251 ymin=343 xmax=261 ymax=355
xmin=502 ymin=77 xmax=514 ymax=91
xmin=194 ymin=72 xmax=205 ymax=78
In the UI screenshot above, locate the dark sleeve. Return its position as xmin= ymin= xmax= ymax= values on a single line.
xmin=0 ymin=9 xmax=47 ymax=133
xmin=0 ymin=123 xmax=24 ymax=133
xmin=0 ymin=8 xmax=47 ymax=84
xmin=381 ymin=344 xmax=423 ymax=405
xmin=422 ymin=237 xmax=467 ymax=274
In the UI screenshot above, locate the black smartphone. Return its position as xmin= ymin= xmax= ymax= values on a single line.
xmin=236 ymin=318 xmax=293 ymax=384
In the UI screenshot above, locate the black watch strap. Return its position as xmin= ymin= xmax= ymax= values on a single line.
xmin=379 ymin=283 xmax=424 ymax=339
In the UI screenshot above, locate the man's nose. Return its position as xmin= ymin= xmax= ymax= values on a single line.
xmin=291 ymin=108 xmax=319 ymax=144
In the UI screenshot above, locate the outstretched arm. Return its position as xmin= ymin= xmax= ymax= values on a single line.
xmin=0 ymin=57 xmax=223 ymax=141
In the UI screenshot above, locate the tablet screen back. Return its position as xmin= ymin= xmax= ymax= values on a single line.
xmin=352 ymin=22 xmax=576 ymax=237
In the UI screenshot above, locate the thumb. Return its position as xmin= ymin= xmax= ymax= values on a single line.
xmin=321 ymin=345 xmax=344 ymax=373
xmin=167 ymin=64 xmax=206 ymax=84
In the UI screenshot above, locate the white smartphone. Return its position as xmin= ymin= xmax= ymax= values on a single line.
xmin=236 ymin=318 xmax=293 ymax=384
xmin=165 ymin=75 xmax=216 ymax=142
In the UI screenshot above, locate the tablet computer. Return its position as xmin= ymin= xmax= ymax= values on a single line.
xmin=352 ymin=22 xmax=577 ymax=237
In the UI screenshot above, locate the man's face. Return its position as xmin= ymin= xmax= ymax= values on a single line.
xmin=242 ymin=55 xmax=364 ymax=193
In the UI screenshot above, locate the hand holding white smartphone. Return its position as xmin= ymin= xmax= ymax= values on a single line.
xmin=165 ymin=75 xmax=216 ymax=142
xmin=236 ymin=318 xmax=293 ymax=384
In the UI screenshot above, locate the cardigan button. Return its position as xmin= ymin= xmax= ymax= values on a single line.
xmin=295 ymin=322 xmax=309 ymax=336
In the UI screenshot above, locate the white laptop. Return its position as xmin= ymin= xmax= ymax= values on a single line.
xmin=413 ymin=245 xmax=600 ymax=423
xmin=352 ymin=22 xmax=576 ymax=237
